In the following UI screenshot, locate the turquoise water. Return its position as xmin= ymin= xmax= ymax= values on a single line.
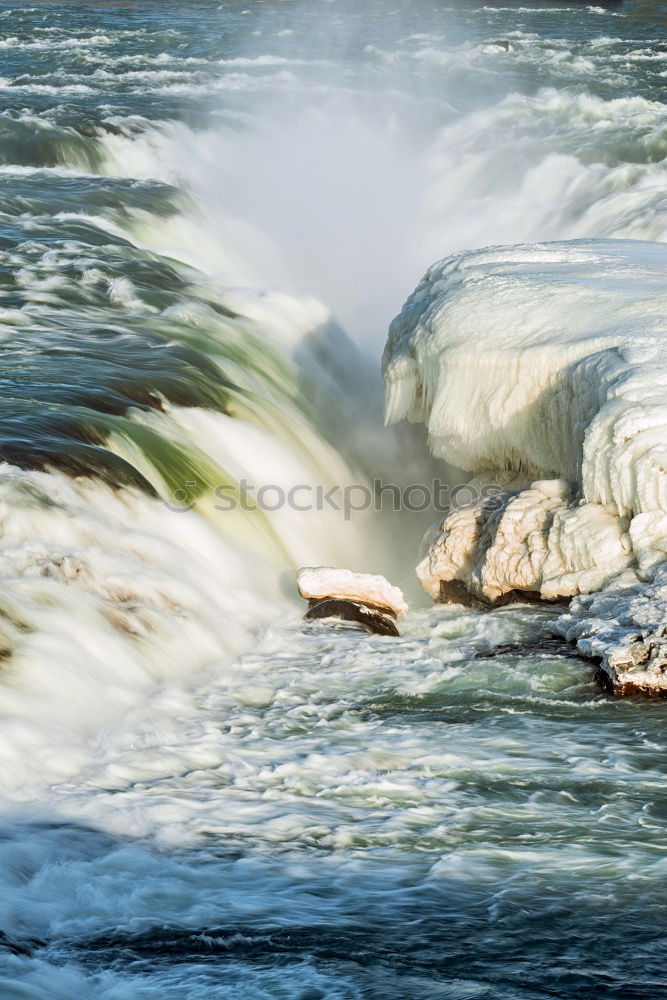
xmin=0 ymin=1 xmax=666 ymax=997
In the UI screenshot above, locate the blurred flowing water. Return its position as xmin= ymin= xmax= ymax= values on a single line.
xmin=0 ymin=1 xmax=665 ymax=997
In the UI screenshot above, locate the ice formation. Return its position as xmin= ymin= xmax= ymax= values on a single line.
xmin=383 ymin=239 xmax=667 ymax=693
xmin=297 ymin=567 xmax=408 ymax=617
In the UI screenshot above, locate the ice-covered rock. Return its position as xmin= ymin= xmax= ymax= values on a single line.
xmin=384 ymin=239 xmax=667 ymax=693
xmin=417 ymin=477 xmax=633 ymax=603
xmin=296 ymin=566 xmax=408 ymax=617
xmin=555 ymin=565 xmax=667 ymax=696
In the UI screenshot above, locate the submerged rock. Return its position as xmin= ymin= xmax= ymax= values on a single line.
xmin=297 ymin=567 xmax=407 ymax=636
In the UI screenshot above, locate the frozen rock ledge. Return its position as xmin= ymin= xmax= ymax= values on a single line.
xmin=383 ymin=238 xmax=667 ymax=695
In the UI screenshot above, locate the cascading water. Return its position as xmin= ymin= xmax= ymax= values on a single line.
xmin=0 ymin=1 xmax=666 ymax=997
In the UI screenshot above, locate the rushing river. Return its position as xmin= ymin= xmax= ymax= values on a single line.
xmin=0 ymin=1 xmax=666 ymax=997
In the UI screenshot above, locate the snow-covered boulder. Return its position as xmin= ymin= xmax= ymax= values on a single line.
xmin=383 ymin=239 xmax=667 ymax=693
xmin=297 ymin=566 xmax=407 ymax=617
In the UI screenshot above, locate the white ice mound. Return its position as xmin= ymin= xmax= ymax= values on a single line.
xmin=384 ymin=239 xmax=667 ymax=503
xmin=384 ymin=239 xmax=667 ymax=692
xmin=297 ymin=567 xmax=408 ymax=617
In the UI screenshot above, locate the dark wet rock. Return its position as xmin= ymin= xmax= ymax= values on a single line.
xmin=307 ymin=596 xmax=397 ymax=618
xmin=438 ymin=579 xmax=482 ymax=608
xmin=76 ymin=120 xmax=124 ymax=138
xmin=492 ymin=588 xmax=543 ymax=608
xmin=482 ymin=39 xmax=518 ymax=53
xmin=474 ymin=637 xmax=587 ymax=662
xmin=438 ymin=579 xmax=567 ymax=611
xmin=304 ymin=598 xmax=399 ymax=637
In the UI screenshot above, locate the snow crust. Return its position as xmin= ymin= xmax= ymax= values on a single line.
xmin=384 ymin=239 xmax=667 ymax=689
xmin=297 ymin=567 xmax=408 ymax=616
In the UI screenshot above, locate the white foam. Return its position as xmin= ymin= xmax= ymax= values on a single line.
xmin=587 ymin=4 xmax=626 ymax=14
